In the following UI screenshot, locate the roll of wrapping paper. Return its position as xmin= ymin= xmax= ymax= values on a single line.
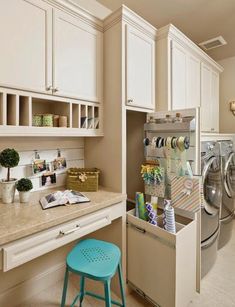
xmin=136 ymin=192 xmax=148 ymax=221
xmin=151 ymin=196 xmax=158 ymax=215
xmin=135 ymin=192 xmax=140 ymax=218
xmin=146 ymin=203 xmax=157 ymax=226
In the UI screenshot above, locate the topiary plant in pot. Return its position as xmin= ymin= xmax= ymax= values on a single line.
xmin=16 ymin=178 xmax=33 ymax=203
xmin=0 ymin=148 xmax=20 ymax=204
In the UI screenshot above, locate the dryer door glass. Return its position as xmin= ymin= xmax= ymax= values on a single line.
xmin=224 ymin=152 xmax=235 ymax=198
xmin=203 ymin=156 xmax=222 ymax=215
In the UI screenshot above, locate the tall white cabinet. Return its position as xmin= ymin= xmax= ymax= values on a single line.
xmin=85 ymin=5 xmax=157 ymax=192
xmin=156 ymin=24 xmax=223 ymax=132
xmin=126 ymin=24 xmax=155 ymax=109
xmin=0 ymin=0 xmax=52 ymax=93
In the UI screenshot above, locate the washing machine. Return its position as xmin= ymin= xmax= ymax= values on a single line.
xmin=201 ymin=141 xmax=222 ymax=278
xmin=218 ymin=140 xmax=235 ymax=249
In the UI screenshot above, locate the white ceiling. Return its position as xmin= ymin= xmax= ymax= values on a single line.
xmin=96 ymin=0 xmax=235 ymax=61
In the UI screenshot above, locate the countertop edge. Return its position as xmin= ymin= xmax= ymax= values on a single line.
xmin=0 ymin=193 xmax=126 ymax=246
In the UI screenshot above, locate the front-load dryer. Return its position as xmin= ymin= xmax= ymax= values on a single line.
xmin=218 ymin=140 xmax=235 ymax=249
xmin=201 ymin=141 xmax=222 ymax=277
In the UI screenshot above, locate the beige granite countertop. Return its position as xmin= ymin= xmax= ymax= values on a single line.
xmin=0 ymin=187 xmax=126 ymax=246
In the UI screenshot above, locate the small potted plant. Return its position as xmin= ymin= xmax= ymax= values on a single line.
xmin=0 ymin=148 xmax=20 ymax=204
xmin=16 ymin=178 xmax=33 ymax=203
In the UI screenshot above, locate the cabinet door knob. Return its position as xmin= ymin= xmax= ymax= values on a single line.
xmin=46 ymin=85 xmax=53 ymax=91
xmin=127 ymin=98 xmax=134 ymax=103
xmin=53 ymin=87 xmax=59 ymax=93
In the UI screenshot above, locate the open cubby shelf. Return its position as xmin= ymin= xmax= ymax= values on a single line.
xmin=0 ymin=88 xmax=102 ymax=137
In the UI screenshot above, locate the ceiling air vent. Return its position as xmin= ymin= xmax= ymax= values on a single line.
xmin=199 ymin=36 xmax=227 ymax=51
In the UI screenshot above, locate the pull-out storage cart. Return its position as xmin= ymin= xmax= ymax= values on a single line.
xmin=127 ymin=209 xmax=197 ymax=307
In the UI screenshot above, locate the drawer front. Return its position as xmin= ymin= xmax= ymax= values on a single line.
xmin=3 ymin=208 xmax=112 ymax=271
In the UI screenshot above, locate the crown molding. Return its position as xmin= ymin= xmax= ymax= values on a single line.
xmin=43 ymin=0 xmax=103 ymax=31
xmin=103 ymin=5 xmax=157 ymax=39
xmin=157 ymin=24 xmax=223 ymax=72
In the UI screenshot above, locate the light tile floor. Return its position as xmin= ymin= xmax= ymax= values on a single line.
xmin=19 ymin=221 xmax=235 ymax=307
xmin=188 ymin=220 xmax=235 ymax=307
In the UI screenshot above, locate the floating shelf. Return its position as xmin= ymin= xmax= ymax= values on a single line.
xmin=0 ymin=87 xmax=103 ymax=137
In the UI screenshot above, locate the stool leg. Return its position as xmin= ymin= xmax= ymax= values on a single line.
xmin=104 ymin=280 xmax=112 ymax=307
xmin=61 ymin=266 xmax=69 ymax=307
xmin=79 ymin=276 xmax=85 ymax=307
xmin=118 ymin=263 xmax=126 ymax=307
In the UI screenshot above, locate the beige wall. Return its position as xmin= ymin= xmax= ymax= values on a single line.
xmin=126 ymin=111 xmax=146 ymax=201
xmin=219 ymin=56 xmax=235 ymax=133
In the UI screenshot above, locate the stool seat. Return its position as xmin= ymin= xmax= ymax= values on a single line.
xmin=67 ymin=239 xmax=121 ymax=280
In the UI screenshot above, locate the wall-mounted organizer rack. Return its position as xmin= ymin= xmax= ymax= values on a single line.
xmin=144 ymin=108 xmax=200 ymax=176
xmin=0 ymin=87 xmax=103 ymax=137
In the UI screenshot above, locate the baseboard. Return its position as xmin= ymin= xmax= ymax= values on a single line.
xmin=0 ymin=262 xmax=65 ymax=307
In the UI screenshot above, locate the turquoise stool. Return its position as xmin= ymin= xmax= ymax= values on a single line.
xmin=61 ymin=238 xmax=126 ymax=307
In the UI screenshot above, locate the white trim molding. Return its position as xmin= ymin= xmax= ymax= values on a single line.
xmin=103 ymin=5 xmax=157 ymax=39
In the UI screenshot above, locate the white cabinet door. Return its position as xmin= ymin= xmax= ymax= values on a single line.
xmin=0 ymin=0 xmax=52 ymax=93
xmin=171 ymin=41 xmax=187 ymax=110
xmin=53 ymin=10 xmax=103 ymax=102
xmin=211 ymin=70 xmax=219 ymax=132
xmin=126 ymin=25 xmax=155 ymax=110
xmin=201 ymin=63 xmax=212 ymax=132
xmin=201 ymin=63 xmax=219 ymax=132
xmin=187 ymin=54 xmax=200 ymax=108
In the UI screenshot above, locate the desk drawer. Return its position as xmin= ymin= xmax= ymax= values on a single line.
xmin=3 ymin=208 xmax=111 ymax=271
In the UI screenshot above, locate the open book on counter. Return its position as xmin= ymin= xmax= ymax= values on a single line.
xmin=40 ymin=190 xmax=90 ymax=209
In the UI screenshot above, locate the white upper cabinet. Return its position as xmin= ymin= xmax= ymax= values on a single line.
xmin=171 ymin=41 xmax=187 ymax=110
xmin=54 ymin=10 xmax=103 ymax=102
xmin=0 ymin=0 xmax=103 ymax=102
xmin=0 ymin=0 xmax=52 ymax=93
xmin=103 ymin=5 xmax=157 ymax=111
xmin=171 ymin=41 xmax=200 ymax=110
xmin=201 ymin=63 xmax=212 ymax=132
xmin=126 ymin=25 xmax=155 ymax=110
xmin=211 ymin=70 xmax=219 ymax=132
xmin=187 ymin=54 xmax=201 ymax=108
xmin=201 ymin=63 xmax=219 ymax=132
xmin=156 ymin=24 xmax=223 ymax=132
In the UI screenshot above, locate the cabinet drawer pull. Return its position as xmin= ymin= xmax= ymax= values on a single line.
xmin=127 ymin=98 xmax=134 ymax=103
xmin=59 ymin=225 xmax=80 ymax=236
xmin=134 ymin=226 xmax=146 ymax=234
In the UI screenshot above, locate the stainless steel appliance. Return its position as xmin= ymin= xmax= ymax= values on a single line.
xmin=201 ymin=141 xmax=222 ymax=277
xmin=218 ymin=140 xmax=235 ymax=249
